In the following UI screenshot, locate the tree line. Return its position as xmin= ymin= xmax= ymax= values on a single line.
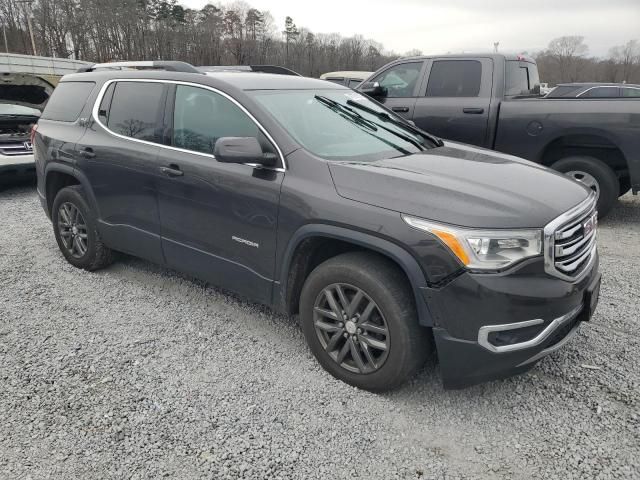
xmin=0 ymin=0 xmax=638 ymax=84
xmin=0 ymin=0 xmax=396 ymax=76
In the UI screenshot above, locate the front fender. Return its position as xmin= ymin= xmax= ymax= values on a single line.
xmin=275 ymin=223 xmax=435 ymax=327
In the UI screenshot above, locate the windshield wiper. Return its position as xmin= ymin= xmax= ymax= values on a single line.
xmin=314 ymin=95 xmax=411 ymax=155
xmin=314 ymin=95 xmax=379 ymax=132
xmin=316 ymin=95 xmax=426 ymax=152
xmin=346 ymin=100 xmax=444 ymax=147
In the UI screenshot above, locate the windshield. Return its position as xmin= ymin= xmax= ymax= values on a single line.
xmin=0 ymin=104 xmax=41 ymax=117
xmin=251 ymin=89 xmax=434 ymax=161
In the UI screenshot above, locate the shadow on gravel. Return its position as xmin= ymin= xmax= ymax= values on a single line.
xmin=0 ymin=176 xmax=36 ymax=192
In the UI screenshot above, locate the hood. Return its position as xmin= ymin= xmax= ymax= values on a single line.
xmin=328 ymin=142 xmax=590 ymax=229
xmin=0 ymin=73 xmax=55 ymax=111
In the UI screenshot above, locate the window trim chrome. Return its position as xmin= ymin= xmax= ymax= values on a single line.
xmin=576 ymin=85 xmax=619 ymax=98
xmin=543 ymin=191 xmax=597 ymax=282
xmin=477 ymin=304 xmax=582 ymax=353
xmin=91 ymin=78 xmax=286 ymax=172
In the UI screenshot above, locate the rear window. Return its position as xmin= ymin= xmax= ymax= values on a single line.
xmin=581 ymin=87 xmax=618 ymax=98
xmin=41 ymin=82 xmax=95 ymax=122
xmin=426 ymin=60 xmax=481 ymax=97
xmin=547 ymin=85 xmax=582 ymax=97
xmin=105 ymin=82 xmax=165 ymax=142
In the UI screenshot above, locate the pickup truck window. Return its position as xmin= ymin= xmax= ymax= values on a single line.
xmin=505 ymin=61 xmax=540 ymax=96
xmin=372 ymin=62 xmax=422 ymax=98
xmin=426 ymin=60 xmax=481 ymax=97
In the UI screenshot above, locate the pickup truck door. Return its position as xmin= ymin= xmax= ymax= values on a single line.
xmin=412 ymin=58 xmax=493 ymax=148
xmin=364 ymin=60 xmax=427 ymax=120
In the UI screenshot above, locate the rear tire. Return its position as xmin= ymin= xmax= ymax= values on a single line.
xmin=299 ymin=251 xmax=429 ymax=392
xmin=52 ymin=185 xmax=113 ymax=271
xmin=551 ymin=156 xmax=619 ymax=218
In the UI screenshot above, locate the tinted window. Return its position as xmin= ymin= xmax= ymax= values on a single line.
xmin=41 ymin=82 xmax=95 ymax=122
xmin=372 ymin=62 xmax=422 ymax=98
xmin=581 ymin=87 xmax=618 ymax=98
xmin=173 ymin=85 xmax=268 ymax=156
xmin=622 ymin=87 xmax=640 ymax=98
xmin=106 ymin=82 xmax=165 ymax=141
xmin=426 ymin=60 xmax=481 ymax=97
xmin=348 ymin=79 xmax=362 ymax=88
xmin=325 ymin=78 xmax=344 ymax=85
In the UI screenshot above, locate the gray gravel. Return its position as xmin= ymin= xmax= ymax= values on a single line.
xmin=1 ymin=184 xmax=638 ymax=480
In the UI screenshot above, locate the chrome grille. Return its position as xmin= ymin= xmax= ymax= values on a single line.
xmin=544 ymin=192 xmax=598 ymax=281
xmin=0 ymin=142 xmax=33 ymax=156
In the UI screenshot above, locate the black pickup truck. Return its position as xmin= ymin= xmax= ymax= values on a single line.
xmin=358 ymin=54 xmax=640 ymax=217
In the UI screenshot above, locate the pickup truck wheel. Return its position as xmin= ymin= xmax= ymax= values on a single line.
xmin=551 ymin=156 xmax=619 ymax=218
xmin=52 ymin=186 xmax=114 ymax=271
xmin=299 ymin=251 xmax=429 ymax=392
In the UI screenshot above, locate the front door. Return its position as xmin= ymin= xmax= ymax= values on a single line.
xmin=156 ymin=84 xmax=284 ymax=304
xmin=76 ymin=80 xmax=168 ymax=263
xmin=412 ymin=58 xmax=493 ymax=147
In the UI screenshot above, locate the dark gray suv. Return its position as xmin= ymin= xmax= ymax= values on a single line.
xmin=34 ymin=61 xmax=601 ymax=391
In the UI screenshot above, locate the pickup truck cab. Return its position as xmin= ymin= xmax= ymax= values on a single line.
xmin=359 ymin=54 xmax=640 ymax=217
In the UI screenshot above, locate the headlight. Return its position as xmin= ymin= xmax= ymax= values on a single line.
xmin=402 ymin=215 xmax=542 ymax=270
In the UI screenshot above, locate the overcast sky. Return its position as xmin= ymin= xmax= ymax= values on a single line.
xmin=182 ymin=0 xmax=639 ymax=57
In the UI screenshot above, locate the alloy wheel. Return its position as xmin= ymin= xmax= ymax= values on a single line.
xmin=57 ymin=202 xmax=88 ymax=258
xmin=313 ymin=283 xmax=390 ymax=374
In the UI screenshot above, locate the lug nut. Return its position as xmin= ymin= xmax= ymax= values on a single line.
xmin=357 ymin=328 xmax=362 ymax=334
xmin=343 ymin=333 xmax=348 ymax=338
xmin=338 ymin=322 xmax=344 ymax=328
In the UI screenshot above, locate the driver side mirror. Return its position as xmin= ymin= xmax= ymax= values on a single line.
xmin=214 ymin=137 xmax=277 ymax=167
xmin=358 ymin=81 xmax=387 ymax=98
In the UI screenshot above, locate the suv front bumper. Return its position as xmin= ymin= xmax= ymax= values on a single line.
xmin=422 ymin=253 xmax=600 ymax=389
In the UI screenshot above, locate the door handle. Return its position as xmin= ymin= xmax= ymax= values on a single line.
xmin=463 ymin=107 xmax=484 ymax=114
xmin=160 ymin=164 xmax=184 ymax=177
xmin=392 ymin=106 xmax=410 ymax=113
xmin=78 ymin=147 xmax=95 ymax=159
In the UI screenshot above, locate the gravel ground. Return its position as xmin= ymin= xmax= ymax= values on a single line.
xmin=0 ymin=183 xmax=638 ymax=480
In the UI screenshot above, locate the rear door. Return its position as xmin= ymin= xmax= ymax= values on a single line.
xmin=75 ymin=80 xmax=167 ymax=264
xmin=412 ymin=58 xmax=492 ymax=147
xmin=365 ymin=61 xmax=426 ymax=120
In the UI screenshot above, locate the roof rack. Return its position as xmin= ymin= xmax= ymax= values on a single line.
xmin=197 ymin=65 xmax=301 ymax=76
xmin=77 ymin=61 xmax=201 ymax=74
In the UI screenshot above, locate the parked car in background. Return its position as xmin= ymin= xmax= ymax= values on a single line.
xmin=35 ymin=61 xmax=600 ymax=391
xmin=0 ymin=73 xmax=54 ymax=184
xmin=320 ymin=71 xmax=373 ymax=88
xmin=359 ymin=54 xmax=640 ymax=217
xmin=545 ymin=82 xmax=640 ymax=98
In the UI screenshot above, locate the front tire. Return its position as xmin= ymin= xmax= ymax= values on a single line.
xmin=551 ymin=156 xmax=619 ymax=218
xmin=52 ymin=185 xmax=113 ymax=271
xmin=299 ymin=251 xmax=429 ymax=392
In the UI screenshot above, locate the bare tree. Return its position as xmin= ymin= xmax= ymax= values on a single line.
xmin=546 ymin=35 xmax=589 ymax=82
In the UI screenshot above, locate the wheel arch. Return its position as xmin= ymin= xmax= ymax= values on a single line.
xmin=539 ymin=131 xmax=629 ymax=178
xmin=44 ymin=163 xmax=99 ymax=218
xmin=275 ymin=224 xmax=434 ymax=327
